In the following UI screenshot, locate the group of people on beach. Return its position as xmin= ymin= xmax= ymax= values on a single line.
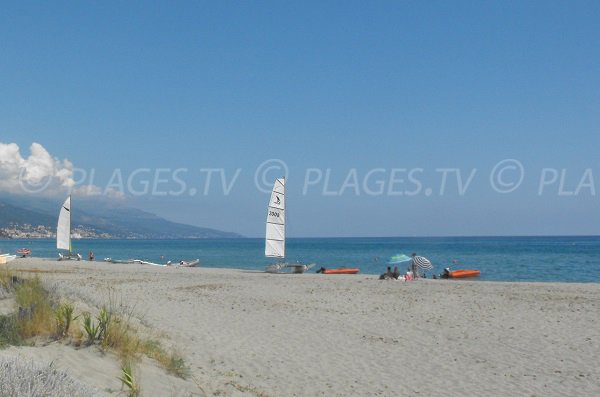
xmin=379 ymin=266 xmax=402 ymax=280
xmin=379 ymin=252 xmax=422 ymax=280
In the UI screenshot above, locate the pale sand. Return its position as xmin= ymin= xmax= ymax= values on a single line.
xmin=1 ymin=257 xmax=600 ymax=396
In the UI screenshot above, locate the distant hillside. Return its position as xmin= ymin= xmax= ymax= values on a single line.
xmin=0 ymin=201 xmax=56 ymax=227
xmin=0 ymin=196 xmax=241 ymax=239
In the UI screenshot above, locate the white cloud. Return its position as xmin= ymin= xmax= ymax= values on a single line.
xmin=0 ymin=141 xmax=122 ymax=198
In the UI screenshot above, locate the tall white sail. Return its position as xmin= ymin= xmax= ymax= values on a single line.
xmin=57 ymin=196 xmax=71 ymax=251
xmin=265 ymin=178 xmax=285 ymax=259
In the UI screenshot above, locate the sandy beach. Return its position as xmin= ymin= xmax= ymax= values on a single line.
xmin=1 ymin=257 xmax=599 ymax=396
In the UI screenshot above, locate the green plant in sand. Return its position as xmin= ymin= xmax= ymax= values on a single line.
xmin=55 ymin=301 xmax=78 ymax=337
xmin=14 ymin=276 xmax=55 ymax=339
xmin=119 ymin=360 xmax=140 ymax=397
xmin=81 ymin=312 xmax=99 ymax=343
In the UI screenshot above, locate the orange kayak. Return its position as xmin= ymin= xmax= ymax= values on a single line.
xmin=449 ymin=269 xmax=481 ymax=278
xmin=322 ymin=268 xmax=360 ymax=275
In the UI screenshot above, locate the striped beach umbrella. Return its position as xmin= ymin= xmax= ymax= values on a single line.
xmin=412 ymin=255 xmax=433 ymax=270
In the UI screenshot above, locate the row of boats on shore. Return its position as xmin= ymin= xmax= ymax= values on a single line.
xmin=103 ymin=258 xmax=200 ymax=267
xmin=7 ymin=180 xmax=479 ymax=277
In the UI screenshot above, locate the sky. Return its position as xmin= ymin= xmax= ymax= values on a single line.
xmin=1 ymin=1 xmax=600 ymax=237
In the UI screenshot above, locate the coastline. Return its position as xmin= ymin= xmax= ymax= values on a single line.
xmin=3 ymin=236 xmax=600 ymax=283
xmin=1 ymin=257 xmax=600 ymax=396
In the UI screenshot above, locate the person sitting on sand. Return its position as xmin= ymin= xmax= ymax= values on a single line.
xmin=392 ymin=266 xmax=400 ymax=280
xmin=379 ymin=266 xmax=394 ymax=280
xmin=441 ymin=267 xmax=450 ymax=279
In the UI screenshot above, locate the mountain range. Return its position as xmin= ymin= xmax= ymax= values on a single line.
xmin=0 ymin=195 xmax=241 ymax=239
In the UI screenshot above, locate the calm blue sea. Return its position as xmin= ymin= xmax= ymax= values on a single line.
xmin=1 ymin=236 xmax=599 ymax=283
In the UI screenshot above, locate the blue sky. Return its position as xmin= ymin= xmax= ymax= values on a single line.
xmin=1 ymin=1 xmax=599 ymax=237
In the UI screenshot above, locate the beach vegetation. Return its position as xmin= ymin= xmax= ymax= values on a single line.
xmin=97 ymin=305 xmax=111 ymax=342
xmin=119 ymin=360 xmax=141 ymax=397
xmin=0 ymin=314 xmax=22 ymax=347
xmin=0 ymin=356 xmax=105 ymax=397
xmin=0 ymin=266 xmax=12 ymax=293
xmin=139 ymin=339 xmax=190 ymax=379
xmin=55 ymin=301 xmax=77 ymax=337
xmin=14 ymin=276 xmax=55 ymax=339
xmin=81 ymin=312 xmax=100 ymax=343
xmin=0 ymin=268 xmax=191 ymax=387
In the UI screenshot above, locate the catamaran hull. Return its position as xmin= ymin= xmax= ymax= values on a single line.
xmin=265 ymin=263 xmax=315 ymax=274
xmin=58 ymin=253 xmax=82 ymax=261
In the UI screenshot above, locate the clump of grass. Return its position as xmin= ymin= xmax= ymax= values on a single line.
xmin=81 ymin=312 xmax=99 ymax=344
xmin=0 ymin=266 xmax=12 ymax=292
xmin=97 ymin=305 xmax=111 ymax=343
xmin=140 ymin=340 xmax=190 ymax=379
xmin=2 ymin=271 xmax=191 ymax=383
xmin=14 ymin=276 xmax=55 ymax=339
xmin=0 ymin=314 xmax=22 ymax=348
xmin=55 ymin=301 xmax=78 ymax=338
xmin=90 ymin=298 xmax=190 ymax=379
xmin=119 ymin=360 xmax=141 ymax=397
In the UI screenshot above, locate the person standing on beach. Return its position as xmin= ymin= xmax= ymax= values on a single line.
xmin=411 ymin=253 xmax=418 ymax=278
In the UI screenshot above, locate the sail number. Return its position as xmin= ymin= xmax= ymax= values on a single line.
xmin=269 ymin=211 xmax=280 ymax=218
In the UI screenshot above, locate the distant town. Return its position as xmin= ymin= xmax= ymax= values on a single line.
xmin=0 ymin=223 xmax=112 ymax=239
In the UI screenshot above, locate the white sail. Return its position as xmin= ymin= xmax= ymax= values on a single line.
xmin=265 ymin=178 xmax=285 ymax=259
xmin=57 ymin=196 xmax=71 ymax=251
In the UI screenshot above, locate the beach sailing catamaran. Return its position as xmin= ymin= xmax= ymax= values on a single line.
xmin=265 ymin=178 xmax=313 ymax=274
xmin=57 ymin=195 xmax=81 ymax=261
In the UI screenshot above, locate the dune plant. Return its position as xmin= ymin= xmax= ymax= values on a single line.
xmin=0 ymin=314 xmax=22 ymax=347
xmin=81 ymin=312 xmax=99 ymax=343
xmin=55 ymin=302 xmax=78 ymax=338
xmin=97 ymin=305 xmax=111 ymax=343
xmin=14 ymin=276 xmax=55 ymax=338
xmin=119 ymin=360 xmax=140 ymax=397
xmin=0 ymin=267 xmax=12 ymax=292
xmin=140 ymin=340 xmax=190 ymax=379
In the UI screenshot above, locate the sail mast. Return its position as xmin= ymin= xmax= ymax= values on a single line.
xmin=57 ymin=195 xmax=72 ymax=252
xmin=265 ymin=177 xmax=285 ymax=259
xmin=69 ymin=194 xmax=72 ymax=254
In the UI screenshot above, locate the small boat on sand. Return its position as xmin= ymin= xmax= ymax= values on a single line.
xmin=0 ymin=254 xmax=17 ymax=264
xmin=443 ymin=268 xmax=481 ymax=278
xmin=177 ymin=259 xmax=200 ymax=267
xmin=316 ymin=267 xmax=360 ymax=275
xmin=103 ymin=258 xmax=135 ymax=264
xmin=133 ymin=259 xmax=167 ymax=267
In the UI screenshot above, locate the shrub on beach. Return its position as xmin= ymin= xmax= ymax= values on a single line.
xmin=14 ymin=276 xmax=55 ymax=339
xmin=0 ymin=314 xmax=21 ymax=348
xmin=0 ymin=356 xmax=105 ymax=397
xmin=55 ymin=301 xmax=77 ymax=338
xmin=0 ymin=267 xmax=14 ymax=299
xmin=1 ymin=269 xmax=191 ymax=388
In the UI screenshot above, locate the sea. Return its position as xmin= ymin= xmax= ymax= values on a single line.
xmin=1 ymin=236 xmax=599 ymax=283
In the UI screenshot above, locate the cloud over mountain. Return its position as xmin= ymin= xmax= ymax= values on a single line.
xmin=0 ymin=141 xmax=120 ymax=197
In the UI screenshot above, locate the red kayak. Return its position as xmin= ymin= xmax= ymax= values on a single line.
xmin=449 ymin=269 xmax=481 ymax=278
xmin=321 ymin=268 xmax=360 ymax=275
